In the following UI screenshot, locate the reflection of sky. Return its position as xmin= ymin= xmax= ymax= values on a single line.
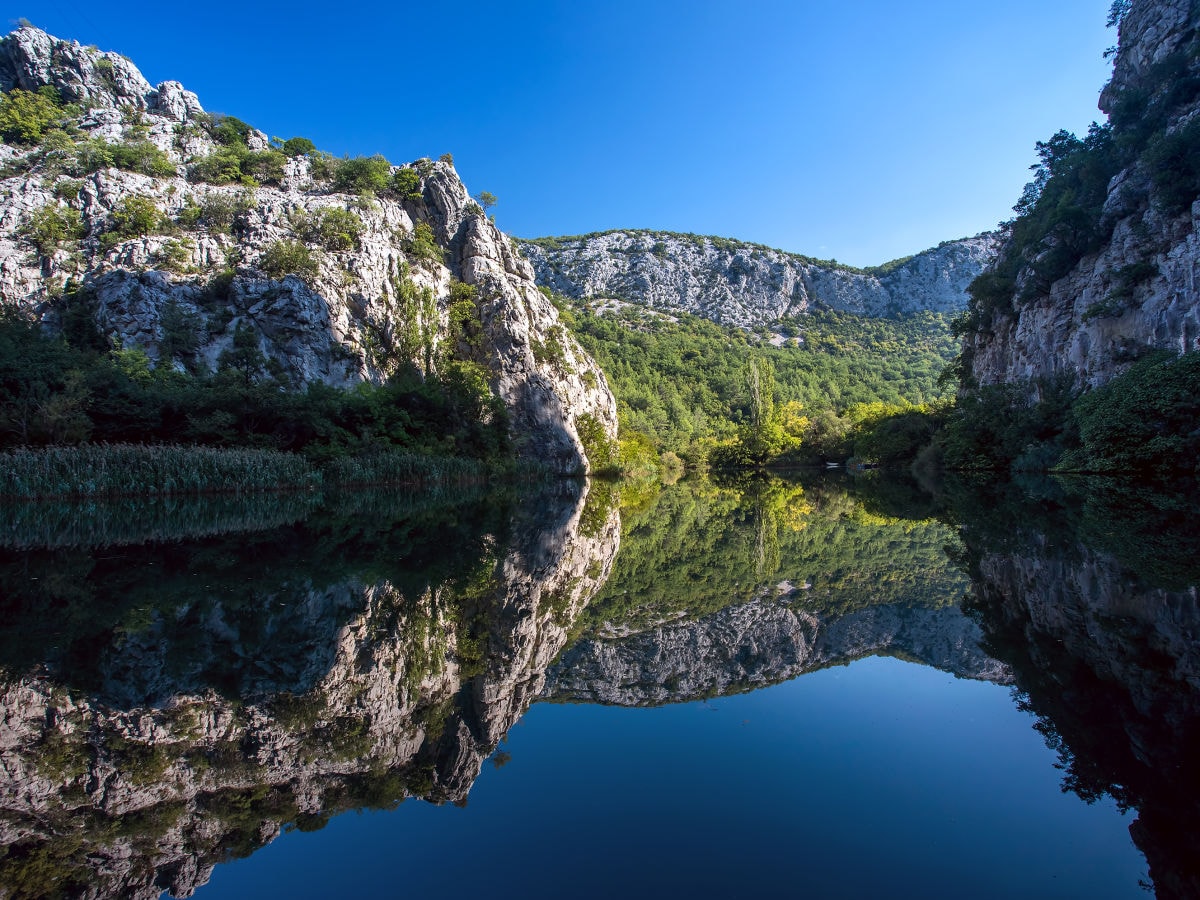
xmin=208 ymin=656 xmax=1145 ymax=899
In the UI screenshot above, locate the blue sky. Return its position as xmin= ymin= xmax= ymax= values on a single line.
xmin=19 ymin=1 xmax=1115 ymax=266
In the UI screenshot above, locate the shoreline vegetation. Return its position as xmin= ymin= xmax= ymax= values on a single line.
xmin=0 ymin=443 xmax=527 ymax=501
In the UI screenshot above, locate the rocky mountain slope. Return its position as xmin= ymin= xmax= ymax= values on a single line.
xmin=964 ymin=0 xmax=1200 ymax=391
xmin=0 ymin=26 xmax=616 ymax=471
xmin=520 ymin=230 xmax=998 ymax=328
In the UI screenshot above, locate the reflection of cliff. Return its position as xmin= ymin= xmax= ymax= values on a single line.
xmin=546 ymin=595 xmax=1009 ymax=706
xmin=0 ymin=482 xmax=619 ymax=899
xmin=958 ymin=481 xmax=1200 ymax=900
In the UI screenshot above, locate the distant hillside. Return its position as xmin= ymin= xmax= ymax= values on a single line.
xmin=519 ymin=229 xmax=998 ymax=329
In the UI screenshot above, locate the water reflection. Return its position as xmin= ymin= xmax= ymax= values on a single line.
xmin=0 ymin=480 xmax=619 ymax=898
xmin=0 ymin=472 xmax=1196 ymax=898
xmin=549 ymin=474 xmax=1005 ymax=705
xmin=947 ymin=475 xmax=1200 ymax=900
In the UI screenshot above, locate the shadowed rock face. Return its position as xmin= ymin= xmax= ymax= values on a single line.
xmin=0 ymin=26 xmax=616 ymax=471
xmin=520 ymin=231 xmax=998 ymax=329
xmin=0 ymin=482 xmax=620 ymax=899
xmin=954 ymin=481 xmax=1200 ymax=900
xmin=545 ymin=596 xmax=1010 ymax=707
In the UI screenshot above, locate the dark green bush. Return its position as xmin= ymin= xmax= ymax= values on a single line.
xmin=206 ymin=114 xmax=253 ymax=147
xmin=333 ymin=155 xmax=392 ymax=195
xmin=259 ymin=239 xmax=319 ymax=279
xmin=1143 ymin=117 xmax=1200 ymax=215
xmin=188 ymin=146 xmax=248 ymax=184
xmin=1071 ymin=350 xmax=1200 ymax=474
xmin=280 ymin=136 xmax=316 ymax=157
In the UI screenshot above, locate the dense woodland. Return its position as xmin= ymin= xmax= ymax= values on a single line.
xmin=557 ymin=294 xmax=956 ymax=469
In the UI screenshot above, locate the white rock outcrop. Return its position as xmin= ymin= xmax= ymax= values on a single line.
xmin=0 ymin=26 xmax=616 ymax=471
xmin=520 ymin=230 xmax=998 ymax=328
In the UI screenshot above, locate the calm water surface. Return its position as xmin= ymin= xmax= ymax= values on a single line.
xmin=0 ymin=474 xmax=1193 ymax=898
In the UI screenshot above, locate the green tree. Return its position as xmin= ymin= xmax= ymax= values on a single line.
xmin=475 ymin=191 xmax=497 ymax=213
xmin=333 ymin=155 xmax=391 ymax=195
xmin=108 ymin=196 xmax=162 ymax=239
xmin=21 ymin=205 xmax=84 ymax=256
xmin=738 ymin=357 xmax=788 ymax=464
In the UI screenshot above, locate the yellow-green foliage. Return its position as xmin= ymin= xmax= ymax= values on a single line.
xmin=575 ymin=412 xmax=618 ymax=474
xmin=574 ymin=475 xmax=966 ymax=638
xmin=107 ymin=195 xmax=163 ymax=239
xmin=559 ymin=294 xmax=957 ymax=465
xmin=20 ymin=204 xmax=84 ymax=256
xmin=406 ymin=222 xmax=444 ymax=268
xmin=0 ymin=87 xmax=64 ymax=144
xmin=393 ymin=167 xmax=422 ymax=201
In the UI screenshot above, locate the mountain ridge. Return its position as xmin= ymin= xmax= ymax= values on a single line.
xmin=519 ymin=228 xmax=999 ymax=329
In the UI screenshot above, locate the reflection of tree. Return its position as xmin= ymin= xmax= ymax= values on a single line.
xmin=748 ymin=477 xmax=812 ymax=576
xmin=575 ymin=472 xmax=967 ymax=639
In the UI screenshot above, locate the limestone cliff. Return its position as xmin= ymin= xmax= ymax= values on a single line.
xmin=965 ymin=0 xmax=1200 ymax=391
xmin=520 ymin=230 xmax=998 ymax=328
xmin=0 ymin=26 xmax=616 ymax=471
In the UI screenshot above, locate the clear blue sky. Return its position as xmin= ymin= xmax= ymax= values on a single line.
xmin=18 ymin=1 xmax=1115 ymax=266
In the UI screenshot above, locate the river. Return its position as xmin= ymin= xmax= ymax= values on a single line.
xmin=0 ymin=472 xmax=1194 ymax=898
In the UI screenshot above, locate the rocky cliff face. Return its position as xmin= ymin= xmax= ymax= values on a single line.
xmin=545 ymin=594 xmax=1010 ymax=706
xmin=0 ymin=482 xmax=621 ymax=898
xmin=0 ymin=27 xmax=616 ymax=471
xmin=966 ymin=0 xmax=1200 ymax=391
xmin=520 ymin=230 xmax=998 ymax=328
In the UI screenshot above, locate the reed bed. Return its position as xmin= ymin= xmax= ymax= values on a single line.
xmin=0 ymin=444 xmax=321 ymax=500
xmin=322 ymin=451 xmax=486 ymax=488
xmin=0 ymin=491 xmax=321 ymax=550
xmin=0 ymin=444 xmax=556 ymax=514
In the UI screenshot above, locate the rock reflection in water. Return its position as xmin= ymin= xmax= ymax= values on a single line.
xmin=0 ymin=480 xmax=620 ymax=899
xmin=951 ymin=477 xmax=1200 ymax=900
xmin=549 ymin=474 xmax=1005 ymax=705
